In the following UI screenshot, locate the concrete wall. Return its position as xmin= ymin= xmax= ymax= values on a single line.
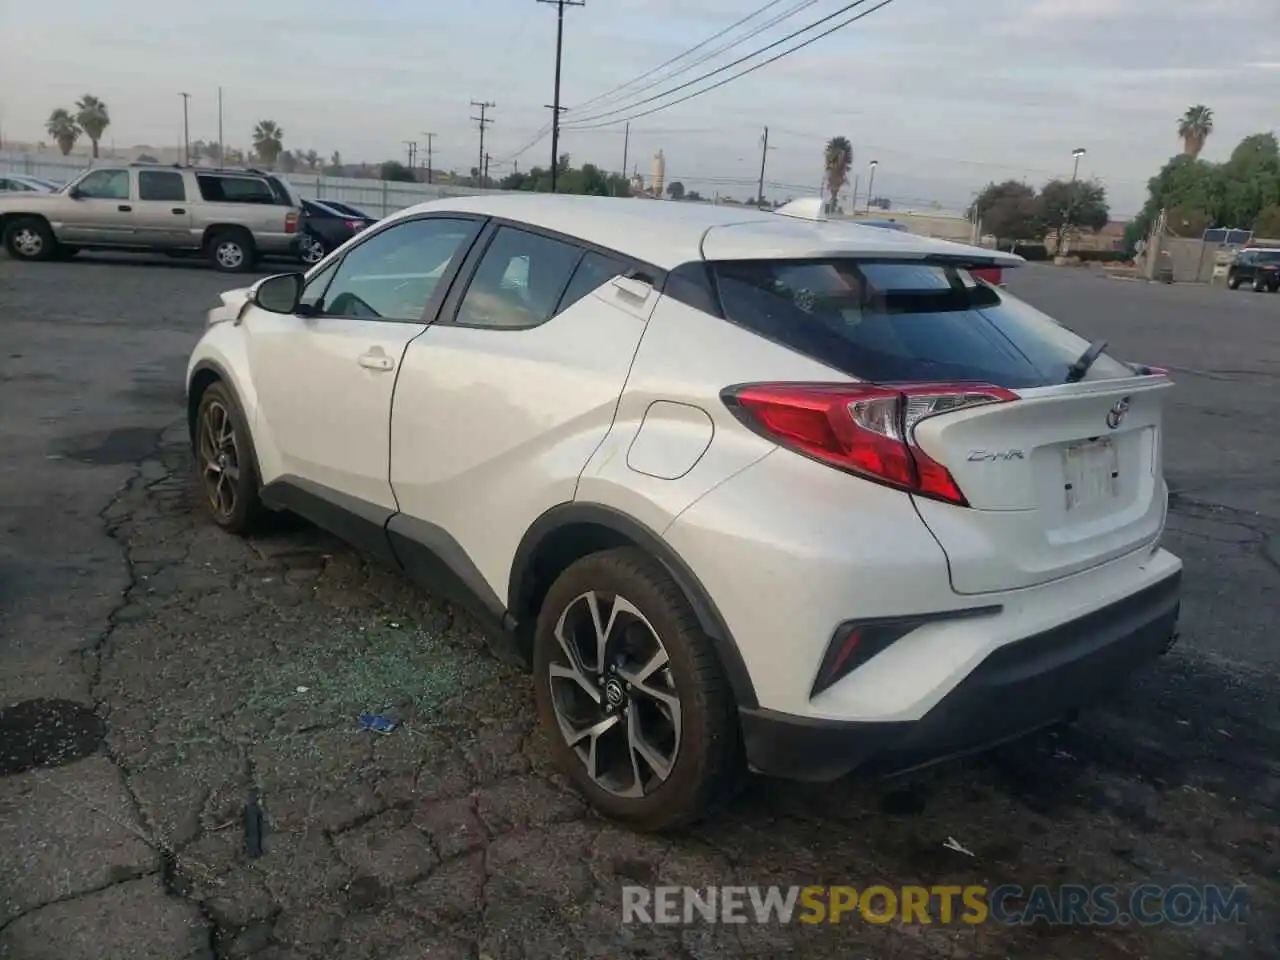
xmin=831 ymin=210 xmax=975 ymax=242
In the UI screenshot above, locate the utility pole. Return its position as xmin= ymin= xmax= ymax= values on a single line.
xmin=403 ymin=140 xmax=417 ymax=169
xmin=621 ymin=122 xmax=630 ymax=182
xmin=483 ymin=152 xmax=491 ymax=185
xmin=537 ymin=0 xmax=584 ymax=193
xmin=470 ymin=100 xmax=495 ymax=184
xmin=178 ymin=92 xmax=191 ymax=165
xmin=864 ymin=159 xmax=878 ymax=215
xmin=756 ymin=126 xmax=774 ymax=210
xmin=217 ymin=87 xmax=224 ymax=165
xmin=421 ymin=131 xmax=435 ymax=184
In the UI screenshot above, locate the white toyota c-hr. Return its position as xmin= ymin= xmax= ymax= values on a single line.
xmin=186 ymin=194 xmax=1182 ymax=831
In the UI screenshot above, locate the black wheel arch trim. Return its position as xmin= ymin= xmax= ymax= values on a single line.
xmin=187 ymin=359 xmax=265 ymax=488
xmin=508 ymin=502 xmax=759 ymax=709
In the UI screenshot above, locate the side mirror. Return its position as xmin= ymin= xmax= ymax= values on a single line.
xmin=67 ymin=187 xmax=83 ymax=199
xmin=252 ymin=272 xmax=306 ymax=314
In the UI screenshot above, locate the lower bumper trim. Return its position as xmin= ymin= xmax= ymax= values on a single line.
xmin=741 ymin=569 xmax=1182 ymax=782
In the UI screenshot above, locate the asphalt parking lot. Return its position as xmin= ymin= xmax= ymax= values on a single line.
xmin=0 ymin=253 xmax=1277 ymax=959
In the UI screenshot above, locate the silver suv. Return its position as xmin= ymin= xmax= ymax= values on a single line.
xmin=0 ymin=163 xmax=303 ymax=272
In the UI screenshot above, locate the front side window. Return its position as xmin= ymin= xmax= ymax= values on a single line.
xmin=454 ymin=226 xmax=582 ymax=329
xmin=138 ymin=170 xmax=186 ymax=202
xmin=75 ymin=169 xmax=130 ymax=200
xmin=316 ymin=217 xmax=479 ymax=321
xmin=711 ymin=259 xmax=1133 ymax=388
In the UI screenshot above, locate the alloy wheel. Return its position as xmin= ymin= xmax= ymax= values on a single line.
xmin=300 ymin=235 xmax=325 ymax=265
xmin=215 ymin=241 xmax=245 ymax=270
xmin=547 ymin=590 xmax=682 ymax=798
xmin=13 ymin=228 xmax=43 ymax=257
xmin=198 ymin=400 xmax=241 ymax=521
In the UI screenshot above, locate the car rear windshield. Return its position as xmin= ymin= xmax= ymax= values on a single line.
xmin=709 ymin=259 xmax=1134 ymax=388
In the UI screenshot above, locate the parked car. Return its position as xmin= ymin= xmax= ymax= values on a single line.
xmin=315 ymin=199 xmax=378 ymax=226
xmin=187 ymin=195 xmax=1182 ymax=831
xmin=0 ymin=163 xmax=302 ymax=271
xmin=298 ymin=198 xmax=373 ymax=265
xmin=0 ymin=174 xmax=59 ymax=193
xmin=1226 ymin=247 xmax=1280 ymax=292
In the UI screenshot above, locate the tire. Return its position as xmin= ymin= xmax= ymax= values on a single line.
xmin=206 ymin=230 xmax=256 ymax=273
xmin=299 ymin=233 xmax=327 ymax=266
xmin=1253 ymin=276 xmax=1266 ymax=292
xmin=3 ymin=217 xmax=55 ymax=261
xmin=532 ymin=547 xmax=744 ymax=832
xmin=193 ymin=381 xmax=264 ymax=534
xmin=1227 ymin=272 xmax=1239 ymax=290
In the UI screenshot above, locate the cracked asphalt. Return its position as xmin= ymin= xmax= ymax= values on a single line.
xmin=0 ymin=253 xmax=1277 ymax=959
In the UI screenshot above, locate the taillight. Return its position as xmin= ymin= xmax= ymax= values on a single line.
xmin=722 ymin=381 xmax=1019 ymax=506
xmin=345 ymin=219 xmax=364 ymax=233
xmin=970 ymin=266 xmax=1003 ymax=286
xmin=285 ymin=211 xmax=298 ymax=234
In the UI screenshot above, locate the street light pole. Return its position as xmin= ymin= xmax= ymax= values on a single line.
xmin=217 ymin=87 xmax=224 ymax=165
xmin=864 ymin=159 xmax=878 ymax=214
xmin=178 ymin=92 xmax=191 ymax=165
xmin=1062 ymin=147 xmax=1087 ymax=256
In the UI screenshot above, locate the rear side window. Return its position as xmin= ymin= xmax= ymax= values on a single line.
xmin=197 ymin=175 xmax=276 ymax=204
xmin=556 ymin=251 xmax=628 ymax=313
xmin=1257 ymin=251 xmax=1280 ymax=264
xmin=454 ymin=226 xmax=582 ymax=329
xmin=710 ymin=259 xmax=1132 ymax=388
xmin=139 ymin=170 xmax=186 ymax=202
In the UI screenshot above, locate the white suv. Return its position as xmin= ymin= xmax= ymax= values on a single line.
xmin=186 ymin=195 xmax=1182 ymax=831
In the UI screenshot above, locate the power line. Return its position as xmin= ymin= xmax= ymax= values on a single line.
xmin=572 ymin=0 xmax=814 ymax=113
xmin=562 ymin=0 xmax=891 ymax=130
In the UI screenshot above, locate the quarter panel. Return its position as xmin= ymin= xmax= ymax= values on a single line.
xmin=575 ymin=295 xmax=848 ymax=536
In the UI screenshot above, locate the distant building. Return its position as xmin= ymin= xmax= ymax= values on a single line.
xmin=651 ymin=150 xmax=665 ymax=200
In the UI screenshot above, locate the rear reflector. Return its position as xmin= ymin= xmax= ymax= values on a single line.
xmin=813 ymin=606 xmax=1003 ymax=697
xmin=723 ymin=381 xmax=1019 ymax=506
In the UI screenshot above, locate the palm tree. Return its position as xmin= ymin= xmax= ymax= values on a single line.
xmin=304 ymin=149 xmax=320 ymax=170
xmin=1178 ymin=105 xmax=1214 ymax=158
xmin=46 ymin=108 xmax=81 ymax=156
xmin=824 ymin=136 xmax=853 ymax=213
xmin=75 ymin=94 xmax=110 ymax=158
xmin=251 ymin=120 xmax=284 ymax=169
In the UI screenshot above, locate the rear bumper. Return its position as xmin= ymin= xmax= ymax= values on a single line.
xmin=740 ymin=568 xmax=1182 ymax=782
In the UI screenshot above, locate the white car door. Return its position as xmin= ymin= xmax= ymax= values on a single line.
xmin=388 ymin=223 xmax=656 ymax=605
xmin=246 ymin=214 xmax=484 ymax=515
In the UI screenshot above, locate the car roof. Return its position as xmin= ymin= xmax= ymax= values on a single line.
xmin=385 ymin=194 xmax=1023 ymax=270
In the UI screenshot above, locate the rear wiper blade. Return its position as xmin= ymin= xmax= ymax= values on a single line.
xmin=1065 ymin=339 xmax=1108 ymax=383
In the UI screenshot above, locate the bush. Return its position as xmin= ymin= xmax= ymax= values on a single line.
xmin=1008 ymin=242 xmax=1049 ymax=261
xmin=1074 ymin=250 xmax=1131 ymax=263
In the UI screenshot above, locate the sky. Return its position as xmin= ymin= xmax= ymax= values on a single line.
xmin=1 ymin=0 xmax=1276 ymax=216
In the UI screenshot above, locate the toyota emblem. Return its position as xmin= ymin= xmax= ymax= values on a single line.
xmin=1106 ymin=397 xmax=1131 ymax=429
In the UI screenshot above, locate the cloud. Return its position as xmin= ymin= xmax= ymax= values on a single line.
xmin=0 ymin=0 xmax=1273 ymax=215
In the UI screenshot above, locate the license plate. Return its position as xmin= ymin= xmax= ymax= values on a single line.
xmin=1063 ymin=439 xmax=1118 ymax=511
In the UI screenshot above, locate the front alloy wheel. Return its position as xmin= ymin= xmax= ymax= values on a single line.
xmin=194 ymin=382 xmax=262 ymax=534
xmin=198 ymin=398 xmax=242 ymax=523
xmin=533 ymin=548 xmax=743 ymax=832
xmin=548 ymin=590 xmax=682 ymax=798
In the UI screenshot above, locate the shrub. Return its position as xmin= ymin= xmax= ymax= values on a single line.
xmin=1008 ymin=242 xmax=1049 ymax=261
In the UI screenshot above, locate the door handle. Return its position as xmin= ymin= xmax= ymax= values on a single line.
xmin=357 ymin=350 xmax=394 ymax=372
xmin=117 ymin=204 xmax=132 ymax=212
xmin=171 ymin=208 xmax=186 ymax=215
